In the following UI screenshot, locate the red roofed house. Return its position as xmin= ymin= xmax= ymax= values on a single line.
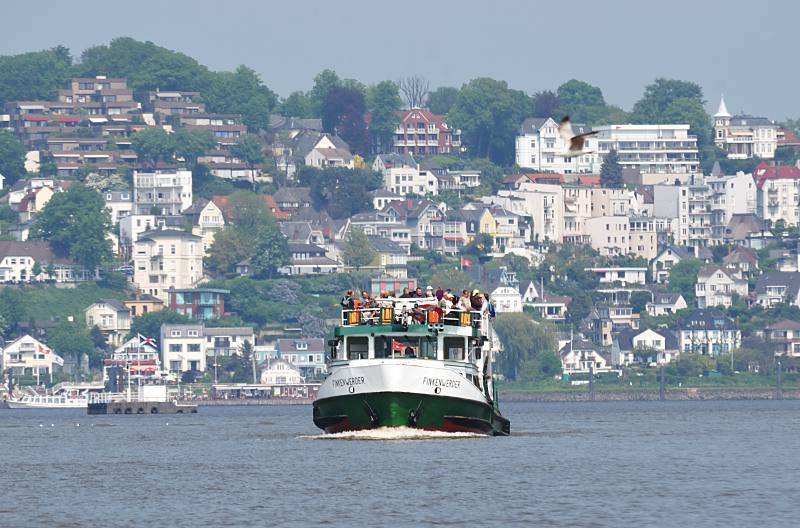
xmin=211 ymin=195 xmax=289 ymax=222
xmin=392 ymin=109 xmax=461 ymax=156
xmin=755 ymin=162 xmax=800 ymax=227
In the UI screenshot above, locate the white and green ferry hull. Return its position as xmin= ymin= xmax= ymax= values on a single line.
xmin=313 ymin=360 xmax=510 ymax=435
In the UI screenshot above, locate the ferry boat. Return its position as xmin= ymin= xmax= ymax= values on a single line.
xmin=5 ymin=383 xmax=108 ymax=409
xmin=313 ymin=297 xmax=510 ymax=435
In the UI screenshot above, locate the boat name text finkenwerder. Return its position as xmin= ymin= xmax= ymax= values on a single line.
xmin=422 ymin=377 xmax=461 ymax=389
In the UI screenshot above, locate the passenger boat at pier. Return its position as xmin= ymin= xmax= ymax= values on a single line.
xmin=313 ymin=297 xmax=510 ymax=435
xmin=5 ymin=383 xmax=108 ymax=409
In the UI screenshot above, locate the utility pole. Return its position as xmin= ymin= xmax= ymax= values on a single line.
xmin=659 ymin=365 xmax=666 ymax=401
xmin=588 ymin=363 xmax=595 ymax=402
xmin=776 ymin=360 xmax=783 ymax=401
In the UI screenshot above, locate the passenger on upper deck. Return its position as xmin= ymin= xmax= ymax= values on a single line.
xmin=459 ymin=290 xmax=472 ymax=311
xmin=341 ymin=290 xmax=354 ymax=309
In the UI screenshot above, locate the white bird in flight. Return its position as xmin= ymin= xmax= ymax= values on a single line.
xmin=558 ymin=116 xmax=598 ymax=158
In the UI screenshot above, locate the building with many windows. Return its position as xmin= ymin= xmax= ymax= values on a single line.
xmin=675 ymin=308 xmax=740 ymax=356
xmin=713 ymin=95 xmax=778 ymax=159
xmin=392 ymin=109 xmax=461 ymax=155
xmin=515 ymin=117 xmax=597 ymax=173
xmin=132 ymin=230 xmax=203 ymax=302
xmin=133 ymin=169 xmax=193 ymax=216
xmin=754 ymin=163 xmax=800 ymax=227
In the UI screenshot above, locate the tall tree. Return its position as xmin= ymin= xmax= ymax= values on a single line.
xmin=666 ymin=259 xmax=704 ymax=304
xmin=556 ymin=79 xmax=607 ymax=124
xmin=426 ymin=86 xmax=460 ymax=115
xmin=366 ymin=81 xmax=403 ymax=153
xmin=173 ymin=128 xmax=215 ymax=168
xmin=322 ymin=85 xmax=371 ymax=155
xmin=600 ymin=149 xmax=624 ymax=188
xmin=280 ymin=91 xmax=314 ymax=118
xmin=342 ymin=227 xmax=376 ymax=270
xmin=532 ymin=90 xmax=561 ymax=117
xmin=0 ymin=46 xmax=73 ymax=107
xmin=203 ymin=65 xmax=278 ymax=131
xmin=447 ymin=78 xmax=532 ymax=165
xmin=297 ymin=167 xmax=380 ymax=219
xmin=29 ymin=183 xmax=112 ymax=270
xmin=398 ymin=76 xmax=429 ymax=109
xmin=492 ymin=313 xmax=557 ymax=381
xmin=131 ymin=127 xmax=175 ymax=169
xmin=0 ymin=131 xmax=27 ymax=187
xmin=248 ymin=222 xmax=290 ymax=279
xmin=309 ymin=69 xmax=342 ymax=117
xmin=230 ymin=134 xmax=265 ymax=188
xmin=45 ymin=321 xmax=97 ymax=368
xmin=631 ymin=78 xmax=710 ymax=146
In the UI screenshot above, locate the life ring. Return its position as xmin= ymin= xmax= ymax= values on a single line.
xmin=150 ymin=407 xmax=159 ymax=414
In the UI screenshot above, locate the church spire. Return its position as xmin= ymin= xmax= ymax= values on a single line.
xmin=714 ymin=94 xmax=731 ymax=118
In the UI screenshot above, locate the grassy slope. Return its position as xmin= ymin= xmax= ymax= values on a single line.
xmin=20 ymin=283 xmax=130 ymax=322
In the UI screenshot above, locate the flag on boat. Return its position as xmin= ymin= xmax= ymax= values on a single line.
xmin=390 ymin=340 xmax=405 ymax=352
xmin=138 ymin=334 xmax=157 ymax=347
xmin=461 ymin=256 xmax=473 ymax=268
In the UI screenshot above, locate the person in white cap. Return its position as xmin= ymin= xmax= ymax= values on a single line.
xmin=425 ymin=285 xmax=433 ymax=298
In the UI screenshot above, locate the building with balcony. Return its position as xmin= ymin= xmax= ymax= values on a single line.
xmin=675 ymin=308 xmax=740 ymax=356
xmin=754 ymin=163 xmax=800 ymax=227
xmin=713 ymin=95 xmax=778 ymax=159
xmin=706 ymin=166 xmax=757 ymax=244
xmin=392 ymin=109 xmax=461 ymax=156
xmin=586 ymin=267 xmax=647 ymax=285
xmin=84 ymin=299 xmax=132 ymax=347
xmin=764 ymin=320 xmax=800 ymax=358
xmin=168 ymin=288 xmax=228 ymax=320
xmin=160 ymin=323 xmax=205 ymax=373
xmin=593 ymin=124 xmax=699 ymax=183
xmin=1 ymin=334 xmax=63 ymax=384
xmin=133 ymin=169 xmax=193 ymax=216
xmin=144 ymin=90 xmax=205 ymax=120
xmin=132 ymin=230 xmax=203 ymax=302
xmin=178 ymin=113 xmax=246 ymax=146
xmin=515 ymin=117 xmax=597 ymax=173
xmin=204 ymin=327 xmax=255 ymax=359
xmin=753 ymin=272 xmax=800 ymax=308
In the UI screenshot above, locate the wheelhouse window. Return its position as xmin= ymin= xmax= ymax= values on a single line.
xmin=346 ymin=337 xmax=369 ymax=360
xmin=374 ymin=336 xmax=437 ymax=359
xmin=444 ymin=337 xmax=466 ymax=361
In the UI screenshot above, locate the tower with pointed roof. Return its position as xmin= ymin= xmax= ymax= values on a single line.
xmin=713 ymin=95 xmax=731 ymax=149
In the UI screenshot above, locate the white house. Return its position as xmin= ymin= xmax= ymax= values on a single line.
xmin=753 ymin=272 xmax=800 ymax=308
xmin=646 ymin=292 xmax=688 ymax=316
xmin=695 ymin=265 xmax=748 ymax=308
xmin=559 ymin=338 xmax=612 ymax=374
xmin=260 ymin=358 xmax=304 ymax=385
xmin=675 ymin=309 xmax=741 ymax=356
xmin=612 ymin=328 xmax=679 ymax=367
xmin=755 ymin=163 xmax=800 ymax=227
xmin=0 ymin=240 xmax=98 ymax=283
xmin=84 ymin=299 xmax=131 ymax=347
xmin=586 ymin=267 xmax=647 ymax=285
xmin=713 ymin=95 xmax=778 ymax=159
xmin=104 ymin=190 xmax=134 ymax=224
xmin=160 ymin=323 xmax=205 ymax=373
xmin=2 ymin=334 xmax=64 ymax=384
xmin=515 ymin=117 xmax=597 ymax=174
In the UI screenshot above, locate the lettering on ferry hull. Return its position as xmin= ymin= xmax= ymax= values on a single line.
xmin=332 ymin=377 xmax=365 ymax=388
xmin=422 ymin=377 xmax=461 ymax=390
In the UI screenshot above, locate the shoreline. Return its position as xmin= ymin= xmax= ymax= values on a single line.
xmin=499 ymin=388 xmax=800 ymax=402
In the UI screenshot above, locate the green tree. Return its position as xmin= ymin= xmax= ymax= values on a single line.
xmin=493 ymin=313 xmax=557 ymax=381
xmin=631 ymin=78 xmax=711 ymax=146
xmin=556 ymin=79 xmax=607 ymax=124
xmin=279 ymin=91 xmax=314 ymax=118
xmin=128 ymin=310 xmax=191 ymax=341
xmin=462 ymin=233 xmax=494 ymax=256
xmin=0 ymin=131 xmax=27 ymax=187
xmin=667 ymin=259 xmax=704 ymax=304
xmin=45 ymin=321 xmax=96 ymax=368
xmin=309 ymin=69 xmax=342 ymax=117
xmin=0 ymin=288 xmax=27 ymax=337
xmin=297 ymin=166 xmax=380 ymax=219
xmin=131 ymin=127 xmax=175 ymax=169
xmin=248 ymin=222 xmax=290 ymax=279
xmin=230 ymin=133 xmax=265 ymax=188
xmin=367 ymin=81 xmax=403 ymax=153
xmin=532 ymin=90 xmax=561 ymax=117
xmin=173 ymin=128 xmax=215 ymax=168
xmin=342 ymin=227 xmax=376 ymax=270
xmin=206 ymin=227 xmax=248 ymax=276
xmin=203 ymin=65 xmax=278 ymax=131
xmin=630 ymin=290 xmax=653 ymax=314
xmin=0 ymin=46 xmax=72 ymax=107
xmin=426 ymin=86 xmax=460 ymax=115
xmin=85 ymin=171 xmax=129 ymax=192
xmin=447 ymin=78 xmax=532 ymax=165
xmin=322 ymin=85 xmax=371 ymax=155
xmin=600 ymin=149 xmax=624 ymax=188
xmin=29 ymin=183 xmax=112 ymax=270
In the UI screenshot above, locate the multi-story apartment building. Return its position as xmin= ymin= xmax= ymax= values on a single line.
xmin=168 ymin=287 xmax=228 ymax=320
xmin=144 ymin=90 xmax=205 ymax=121
xmin=653 ymin=176 xmax=711 ymax=249
xmin=585 ymin=216 xmax=630 ymax=256
xmin=373 ymin=153 xmax=438 ymax=196
xmin=764 ymin=320 xmax=800 ymax=357
xmin=132 ymin=229 xmax=203 ymax=301
xmin=754 ymin=163 xmax=800 ymax=227
xmin=593 ymin=124 xmax=700 ymax=183
xmin=204 ymin=327 xmax=256 ymax=359
xmin=505 ymin=181 xmax=564 ymax=243
xmin=675 ymin=308 xmax=740 ymax=356
xmin=628 ymin=217 xmax=659 ymax=260
xmin=160 ymin=323 xmax=205 ymax=373
xmin=392 ymin=109 xmax=461 ymax=156
xmin=515 ymin=117 xmax=597 ymax=173
xmin=713 ymin=95 xmax=778 ymax=159
xmin=706 ymin=167 xmax=757 ymax=244
xmin=178 ymin=113 xmax=246 ymax=146
xmin=133 ymin=169 xmax=193 ymax=216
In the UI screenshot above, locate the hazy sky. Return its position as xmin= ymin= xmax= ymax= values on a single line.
xmin=2 ymin=0 xmax=796 ymax=118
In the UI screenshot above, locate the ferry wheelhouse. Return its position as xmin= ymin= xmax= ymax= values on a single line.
xmin=313 ymin=297 xmax=510 ymax=435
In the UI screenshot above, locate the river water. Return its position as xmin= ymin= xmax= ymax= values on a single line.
xmin=0 ymin=400 xmax=798 ymax=527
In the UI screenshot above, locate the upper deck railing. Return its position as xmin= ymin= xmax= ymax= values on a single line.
xmin=340 ymin=297 xmax=488 ymax=335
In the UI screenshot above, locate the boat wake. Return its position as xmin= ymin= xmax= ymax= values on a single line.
xmin=300 ymin=426 xmax=486 ymax=441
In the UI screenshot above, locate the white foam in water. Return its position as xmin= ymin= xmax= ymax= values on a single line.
xmin=300 ymin=426 xmax=486 ymax=441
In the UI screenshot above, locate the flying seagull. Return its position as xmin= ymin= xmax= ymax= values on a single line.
xmin=558 ymin=116 xmax=598 ymax=158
